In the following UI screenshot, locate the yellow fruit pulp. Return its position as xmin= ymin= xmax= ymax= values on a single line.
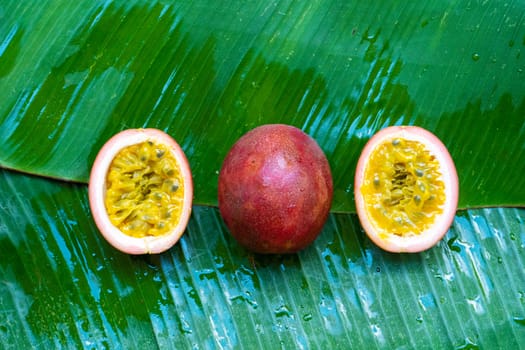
xmin=104 ymin=141 xmax=184 ymax=238
xmin=360 ymin=138 xmax=445 ymax=238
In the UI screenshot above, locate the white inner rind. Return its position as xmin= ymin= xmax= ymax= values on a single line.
xmin=89 ymin=129 xmax=193 ymax=255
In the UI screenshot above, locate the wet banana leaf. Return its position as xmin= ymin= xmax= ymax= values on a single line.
xmin=1 ymin=0 xmax=524 ymax=211
xmin=1 ymin=168 xmax=524 ymax=349
xmin=1 ymin=1 xmax=525 ymax=349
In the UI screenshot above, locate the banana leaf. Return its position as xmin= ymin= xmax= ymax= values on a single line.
xmin=1 ymin=0 xmax=525 ymax=349
xmin=1 ymin=168 xmax=524 ymax=348
xmin=0 ymin=0 xmax=524 ymax=211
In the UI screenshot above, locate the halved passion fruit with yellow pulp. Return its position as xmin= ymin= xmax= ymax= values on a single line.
xmin=89 ymin=129 xmax=193 ymax=254
xmin=354 ymin=126 xmax=458 ymax=253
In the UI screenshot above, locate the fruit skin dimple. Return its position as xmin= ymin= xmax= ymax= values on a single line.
xmin=88 ymin=128 xmax=193 ymax=255
xmin=354 ymin=125 xmax=459 ymax=253
xmin=218 ymin=124 xmax=333 ymax=254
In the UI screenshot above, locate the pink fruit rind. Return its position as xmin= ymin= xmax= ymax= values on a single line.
xmin=354 ymin=125 xmax=458 ymax=253
xmin=88 ymin=128 xmax=193 ymax=255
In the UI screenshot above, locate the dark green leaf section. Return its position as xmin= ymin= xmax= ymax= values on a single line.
xmin=1 ymin=169 xmax=524 ymax=349
xmin=0 ymin=1 xmax=524 ymax=211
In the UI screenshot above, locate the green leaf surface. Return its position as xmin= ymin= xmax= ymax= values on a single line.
xmin=1 ymin=168 xmax=524 ymax=349
xmin=1 ymin=1 xmax=524 ymax=212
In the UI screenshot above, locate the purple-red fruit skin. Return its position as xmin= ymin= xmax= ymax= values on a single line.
xmin=218 ymin=124 xmax=333 ymax=254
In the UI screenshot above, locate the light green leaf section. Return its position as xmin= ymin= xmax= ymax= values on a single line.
xmin=1 ymin=0 xmax=524 ymax=211
xmin=1 ymin=169 xmax=524 ymax=349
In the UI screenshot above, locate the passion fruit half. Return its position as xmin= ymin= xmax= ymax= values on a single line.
xmin=89 ymin=128 xmax=193 ymax=254
xmin=218 ymin=124 xmax=333 ymax=254
xmin=354 ymin=125 xmax=458 ymax=253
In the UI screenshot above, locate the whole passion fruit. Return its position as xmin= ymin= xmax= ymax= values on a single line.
xmin=218 ymin=124 xmax=333 ymax=254
xmin=89 ymin=128 xmax=193 ymax=255
xmin=354 ymin=125 xmax=458 ymax=253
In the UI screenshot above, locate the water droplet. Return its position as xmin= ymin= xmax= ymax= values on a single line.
xmin=180 ymin=319 xmax=192 ymax=334
xmin=303 ymin=313 xmax=313 ymax=321
xmin=416 ymin=316 xmax=424 ymax=323
xmin=370 ymin=324 xmax=384 ymax=342
xmin=447 ymin=236 xmax=461 ymax=252
xmin=455 ymin=337 xmax=480 ymax=350
xmin=274 ymin=304 xmax=292 ymax=318
xmin=510 ymin=233 xmax=516 ymax=241
xmin=198 ymin=269 xmax=217 ymax=281
xmin=230 ymin=292 xmax=258 ymax=309
xmin=472 ymin=53 xmax=480 ymax=61
xmin=467 ymin=295 xmax=485 ymax=315
xmin=514 ymin=316 xmax=525 ymax=326
xmin=497 ymin=257 xmax=503 ymax=264
xmin=519 ymin=291 xmax=525 ymax=304
xmin=418 ymin=293 xmax=436 ymax=311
